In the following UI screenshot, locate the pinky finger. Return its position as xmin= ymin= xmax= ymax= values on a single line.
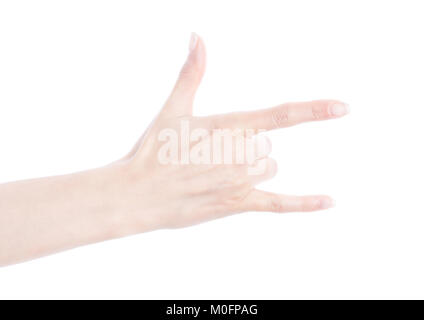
xmin=242 ymin=189 xmax=335 ymax=213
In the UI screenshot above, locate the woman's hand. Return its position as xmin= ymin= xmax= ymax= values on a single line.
xmin=0 ymin=33 xmax=349 ymax=266
xmin=111 ymin=33 xmax=349 ymax=234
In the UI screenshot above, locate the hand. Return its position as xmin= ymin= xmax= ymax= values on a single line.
xmin=112 ymin=33 xmax=350 ymax=234
xmin=0 ymin=33 xmax=349 ymax=266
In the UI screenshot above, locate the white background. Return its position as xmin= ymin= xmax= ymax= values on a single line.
xmin=0 ymin=0 xmax=423 ymax=299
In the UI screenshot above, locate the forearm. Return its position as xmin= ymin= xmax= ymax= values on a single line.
xmin=0 ymin=165 xmax=127 ymax=266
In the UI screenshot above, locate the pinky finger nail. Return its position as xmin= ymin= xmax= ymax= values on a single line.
xmin=320 ymin=198 xmax=335 ymax=209
xmin=330 ymin=103 xmax=350 ymax=117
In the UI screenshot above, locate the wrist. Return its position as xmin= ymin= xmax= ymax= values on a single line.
xmin=93 ymin=161 xmax=158 ymax=240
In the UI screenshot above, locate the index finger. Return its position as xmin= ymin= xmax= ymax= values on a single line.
xmin=211 ymin=100 xmax=349 ymax=132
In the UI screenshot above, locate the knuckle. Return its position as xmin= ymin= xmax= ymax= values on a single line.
xmin=269 ymin=194 xmax=284 ymax=212
xmin=178 ymin=66 xmax=189 ymax=79
xmin=213 ymin=185 xmax=252 ymax=214
xmin=301 ymin=200 xmax=310 ymax=212
xmin=267 ymin=158 xmax=278 ymax=177
xmin=312 ymin=104 xmax=331 ymax=120
xmin=230 ymin=166 xmax=248 ymax=186
xmin=219 ymin=165 xmax=247 ymax=188
xmin=271 ymin=107 xmax=289 ymax=128
xmin=301 ymin=198 xmax=319 ymax=211
xmin=179 ymin=60 xmax=200 ymax=82
xmin=225 ymin=187 xmax=251 ymax=206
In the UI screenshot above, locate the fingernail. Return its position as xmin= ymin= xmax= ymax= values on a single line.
xmin=189 ymin=32 xmax=198 ymax=52
xmin=330 ymin=103 xmax=350 ymax=117
xmin=255 ymin=135 xmax=272 ymax=158
xmin=320 ymin=198 xmax=335 ymax=209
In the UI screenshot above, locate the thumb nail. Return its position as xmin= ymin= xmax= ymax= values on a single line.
xmin=189 ymin=32 xmax=198 ymax=52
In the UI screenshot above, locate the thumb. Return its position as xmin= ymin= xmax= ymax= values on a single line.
xmin=164 ymin=33 xmax=206 ymax=116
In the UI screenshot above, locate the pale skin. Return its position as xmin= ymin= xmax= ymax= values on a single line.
xmin=0 ymin=34 xmax=349 ymax=266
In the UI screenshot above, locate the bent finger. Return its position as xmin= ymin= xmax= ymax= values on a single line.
xmin=247 ymin=158 xmax=278 ymax=186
